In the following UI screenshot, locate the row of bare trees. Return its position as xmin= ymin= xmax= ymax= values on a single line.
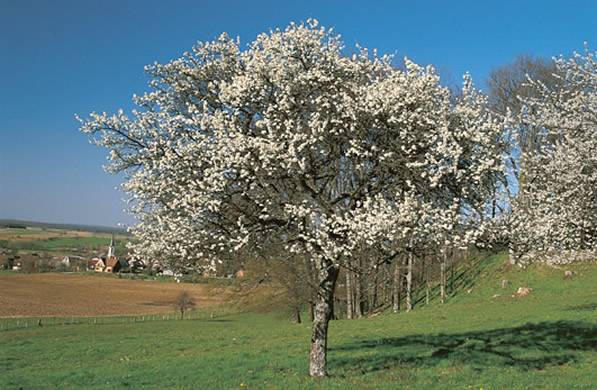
xmin=229 ymin=244 xmax=477 ymax=323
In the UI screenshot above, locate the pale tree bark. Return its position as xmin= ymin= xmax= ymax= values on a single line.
xmin=392 ymin=257 xmax=403 ymax=313
xmin=440 ymin=251 xmax=447 ymax=304
xmin=369 ymin=258 xmax=379 ymax=315
xmin=508 ymin=246 xmax=517 ymax=265
xmin=406 ymin=251 xmax=414 ymax=312
xmin=449 ymin=250 xmax=455 ymax=293
xmin=424 ymin=256 xmax=430 ymax=306
xmin=309 ymin=259 xmax=340 ymax=377
xmin=346 ymin=270 xmax=354 ymax=319
xmin=354 ymin=272 xmax=363 ymax=318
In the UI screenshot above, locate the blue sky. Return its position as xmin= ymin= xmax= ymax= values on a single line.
xmin=1 ymin=0 xmax=596 ymax=228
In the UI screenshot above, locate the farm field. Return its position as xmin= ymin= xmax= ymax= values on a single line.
xmin=0 ymin=227 xmax=126 ymax=243
xmin=0 ymin=273 xmax=226 ymax=318
xmin=0 ymin=226 xmax=131 ymax=257
xmin=1 ymin=254 xmax=595 ymax=389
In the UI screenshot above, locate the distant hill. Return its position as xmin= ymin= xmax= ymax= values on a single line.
xmin=0 ymin=219 xmax=130 ymax=235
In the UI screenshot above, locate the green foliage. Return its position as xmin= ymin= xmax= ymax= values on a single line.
xmin=1 ymin=255 xmax=595 ymax=389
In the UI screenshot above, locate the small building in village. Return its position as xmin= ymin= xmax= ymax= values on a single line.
xmin=4 ymin=255 xmax=21 ymax=271
xmin=94 ymin=235 xmax=126 ymax=273
xmin=93 ymin=258 xmax=106 ymax=272
xmin=105 ymin=257 xmax=122 ymax=273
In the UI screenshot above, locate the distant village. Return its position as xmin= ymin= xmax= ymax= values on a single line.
xmin=2 ymin=235 xmax=133 ymax=273
xmin=1 ymin=233 xmax=244 ymax=279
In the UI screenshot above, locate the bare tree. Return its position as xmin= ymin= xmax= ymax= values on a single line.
xmin=231 ymin=250 xmax=315 ymax=324
xmin=173 ymin=291 xmax=196 ymax=320
xmin=486 ymin=53 xmax=560 ymax=194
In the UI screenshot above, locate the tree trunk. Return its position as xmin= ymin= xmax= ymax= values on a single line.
xmin=354 ymin=272 xmax=363 ymax=318
xmin=424 ymin=256 xmax=430 ymax=306
xmin=291 ymin=307 xmax=301 ymax=324
xmin=346 ymin=270 xmax=353 ymax=319
xmin=440 ymin=251 xmax=447 ymax=304
xmin=304 ymin=256 xmax=317 ymax=322
xmin=508 ymin=246 xmax=516 ymax=265
xmin=406 ymin=251 xmax=414 ymax=312
xmin=370 ymin=261 xmax=378 ymax=315
xmin=406 ymin=234 xmax=415 ymax=313
xmin=449 ymin=250 xmax=455 ymax=293
xmin=392 ymin=259 xmax=401 ymax=313
xmin=309 ymin=260 xmax=340 ymax=378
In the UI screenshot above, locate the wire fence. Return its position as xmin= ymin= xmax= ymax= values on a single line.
xmin=0 ymin=307 xmax=236 ymax=331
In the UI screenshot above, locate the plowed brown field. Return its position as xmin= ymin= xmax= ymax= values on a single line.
xmin=0 ymin=273 xmax=225 ymax=318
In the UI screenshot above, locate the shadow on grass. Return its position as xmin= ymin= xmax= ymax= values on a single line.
xmin=331 ymin=320 xmax=596 ymax=373
xmin=404 ymin=253 xmax=500 ymax=310
xmin=564 ymin=303 xmax=597 ymax=311
xmin=448 ymin=253 xmax=499 ymax=296
xmin=202 ymin=319 xmax=233 ymax=322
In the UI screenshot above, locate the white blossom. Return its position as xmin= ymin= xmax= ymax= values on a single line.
xmin=79 ymin=19 xmax=504 ymax=274
xmin=507 ymin=45 xmax=596 ymax=258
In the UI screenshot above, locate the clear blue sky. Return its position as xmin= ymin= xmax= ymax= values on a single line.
xmin=1 ymin=0 xmax=595 ymax=228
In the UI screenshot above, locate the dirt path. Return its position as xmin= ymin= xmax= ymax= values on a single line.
xmin=0 ymin=273 xmax=225 ymax=317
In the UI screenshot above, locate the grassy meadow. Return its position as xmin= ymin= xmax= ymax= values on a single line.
xmin=1 ymin=254 xmax=596 ymax=389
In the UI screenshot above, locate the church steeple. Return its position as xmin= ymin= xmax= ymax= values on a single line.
xmin=107 ymin=234 xmax=115 ymax=258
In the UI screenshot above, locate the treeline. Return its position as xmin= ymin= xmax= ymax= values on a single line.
xmin=224 ymin=245 xmax=482 ymax=323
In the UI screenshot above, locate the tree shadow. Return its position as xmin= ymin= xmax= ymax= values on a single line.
xmin=404 ymin=254 xmax=497 ymax=309
xmin=564 ymin=303 xmax=597 ymax=311
xmin=448 ymin=253 xmax=497 ymax=296
xmin=201 ymin=319 xmax=232 ymax=322
xmin=330 ymin=320 xmax=596 ymax=373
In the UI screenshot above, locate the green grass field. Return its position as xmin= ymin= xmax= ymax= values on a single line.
xmin=1 ymin=254 xmax=595 ymax=389
xmin=0 ymin=228 xmax=46 ymax=236
xmin=27 ymin=236 xmax=127 ymax=250
xmin=0 ymin=229 xmax=131 ymax=256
